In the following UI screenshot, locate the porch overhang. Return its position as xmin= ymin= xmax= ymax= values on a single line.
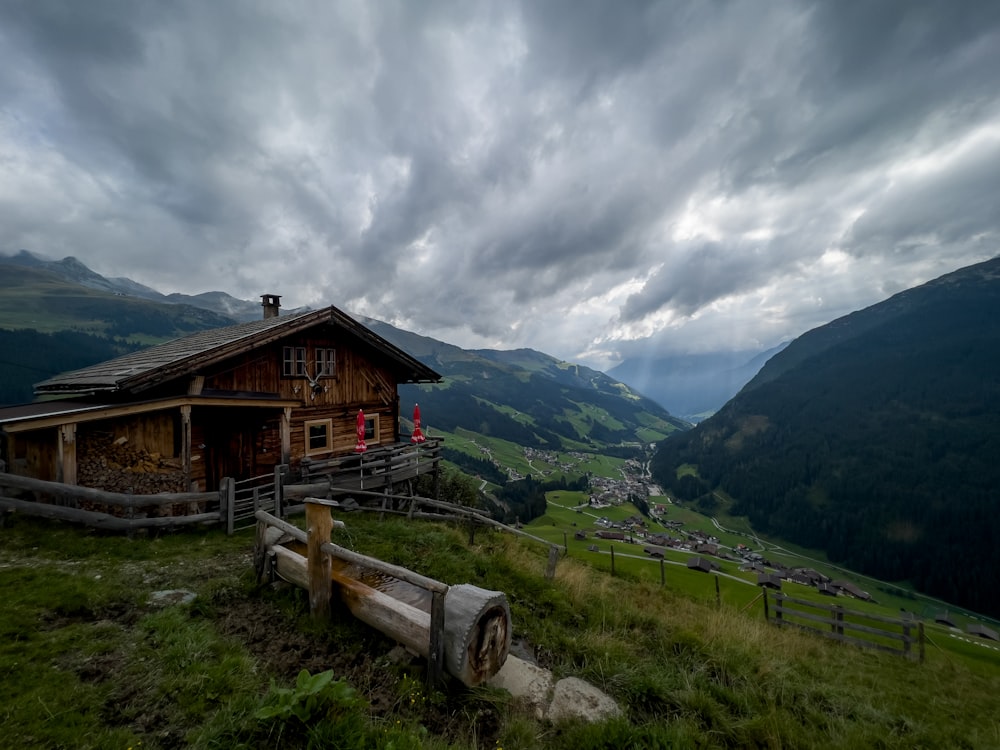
xmin=0 ymin=394 xmax=303 ymax=434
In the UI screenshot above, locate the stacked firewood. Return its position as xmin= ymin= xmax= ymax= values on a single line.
xmin=78 ymin=433 xmax=186 ymax=495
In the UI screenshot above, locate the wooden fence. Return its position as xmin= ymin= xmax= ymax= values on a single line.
xmin=0 ymin=440 xmax=442 ymax=535
xmin=0 ymin=472 xmax=222 ymax=533
xmin=764 ymin=590 xmax=924 ymax=662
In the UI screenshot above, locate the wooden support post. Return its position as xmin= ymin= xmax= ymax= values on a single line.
xmin=610 ymin=545 xmax=615 ymax=576
xmin=57 ymin=423 xmax=77 ymax=486
xmin=306 ymin=501 xmax=333 ymax=622
xmin=775 ymin=593 xmax=784 ymax=624
xmin=468 ymin=515 xmax=476 ymax=545
xmin=280 ymin=408 xmax=292 ymax=466
xmin=563 ymin=531 xmax=568 ymax=553
xmin=660 ymin=558 xmax=665 ymax=586
xmin=545 ymin=545 xmax=559 ymax=580
xmin=180 ymin=405 xmax=192 ymax=489
xmin=427 ymin=590 xmax=445 ymax=689
xmin=273 ymin=464 xmax=285 ymax=517
xmin=715 ymin=575 xmax=720 ymax=608
xmin=834 ymin=606 xmax=845 ymax=636
xmin=903 ymin=622 xmax=911 ymax=659
xmin=254 ymin=519 xmax=268 ymax=584
xmin=221 ymin=477 xmax=235 ymax=535
xmin=763 ymin=589 xmax=770 ymax=622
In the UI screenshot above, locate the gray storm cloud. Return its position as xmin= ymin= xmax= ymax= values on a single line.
xmin=1 ymin=0 xmax=998 ymax=369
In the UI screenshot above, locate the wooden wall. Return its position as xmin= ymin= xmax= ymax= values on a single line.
xmin=201 ymin=332 xmax=398 ymax=409
xmin=6 ymin=428 xmax=58 ymax=481
xmin=200 ymin=328 xmax=403 ymax=467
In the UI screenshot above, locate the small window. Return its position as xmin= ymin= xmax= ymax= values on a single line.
xmin=364 ymin=414 xmax=380 ymax=445
xmin=316 ymin=348 xmax=336 ymax=377
xmin=305 ymin=419 xmax=333 ymax=456
xmin=283 ymin=346 xmax=306 ymax=377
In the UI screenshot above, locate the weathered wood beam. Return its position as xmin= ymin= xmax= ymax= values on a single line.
xmin=0 ymin=472 xmax=216 ymax=507
xmin=0 ymin=496 xmax=219 ymax=531
xmin=57 ymin=423 xmax=77 ymax=486
xmin=306 ymin=502 xmax=333 ymax=621
xmin=264 ymin=540 xmax=510 ymax=687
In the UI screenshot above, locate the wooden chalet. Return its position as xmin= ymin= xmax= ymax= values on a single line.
xmin=0 ymin=295 xmax=441 ymax=495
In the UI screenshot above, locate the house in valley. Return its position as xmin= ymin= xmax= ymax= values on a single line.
xmin=0 ymin=295 xmax=440 ymax=494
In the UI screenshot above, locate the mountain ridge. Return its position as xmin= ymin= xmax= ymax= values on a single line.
xmin=652 ymin=254 xmax=1000 ymax=617
xmin=0 ymin=253 xmax=688 ymax=453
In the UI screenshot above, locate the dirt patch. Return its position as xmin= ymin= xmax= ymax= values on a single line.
xmin=212 ymin=584 xmax=505 ymax=747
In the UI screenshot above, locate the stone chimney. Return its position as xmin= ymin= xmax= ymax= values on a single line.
xmin=261 ymin=294 xmax=281 ymax=319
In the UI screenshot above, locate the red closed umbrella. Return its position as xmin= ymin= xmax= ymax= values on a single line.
xmin=411 ymin=403 xmax=426 ymax=443
xmin=355 ymin=409 xmax=367 ymax=453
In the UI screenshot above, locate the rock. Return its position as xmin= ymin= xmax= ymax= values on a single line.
xmin=546 ymin=676 xmax=621 ymax=723
xmin=148 ymin=589 xmax=197 ymax=607
xmin=486 ymin=655 xmax=553 ymax=719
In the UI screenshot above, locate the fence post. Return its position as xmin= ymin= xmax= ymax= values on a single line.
xmin=903 ymin=621 xmax=912 ymax=659
xmin=254 ymin=519 xmax=268 ymax=584
xmin=775 ymin=593 xmax=784 ymax=625
xmin=305 ymin=500 xmax=333 ymax=622
xmin=220 ymin=477 xmax=235 ymax=535
xmin=763 ymin=589 xmax=770 ymax=622
xmin=610 ymin=545 xmax=615 ymax=576
xmin=383 ymin=451 xmax=393 ymax=497
xmin=834 ymin=605 xmax=844 ymax=636
xmin=563 ymin=531 xmax=568 ymax=553
xmin=715 ymin=576 xmax=720 ymax=608
xmin=427 ymin=590 xmax=445 ymax=690
xmin=660 ymin=558 xmax=665 ymax=586
xmin=273 ymin=464 xmax=285 ymax=517
xmin=545 ymin=546 xmax=559 ymax=580
xmin=433 ymin=453 xmax=441 ymax=500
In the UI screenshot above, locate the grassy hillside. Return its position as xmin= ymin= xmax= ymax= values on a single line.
xmin=2 ymin=515 xmax=998 ymax=749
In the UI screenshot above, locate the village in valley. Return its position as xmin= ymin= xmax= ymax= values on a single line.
xmin=512 ymin=446 xmax=884 ymax=606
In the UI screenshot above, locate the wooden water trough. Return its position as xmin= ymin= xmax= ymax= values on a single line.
xmin=254 ymin=499 xmax=512 ymax=688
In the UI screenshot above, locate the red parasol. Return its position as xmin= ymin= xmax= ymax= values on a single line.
xmin=355 ymin=409 xmax=367 ymax=453
xmin=411 ymin=403 xmax=426 ymax=443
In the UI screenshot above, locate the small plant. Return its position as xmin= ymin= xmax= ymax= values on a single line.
xmin=255 ymin=669 xmax=363 ymax=723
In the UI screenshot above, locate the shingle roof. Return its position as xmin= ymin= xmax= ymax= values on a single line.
xmin=34 ymin=306 xmax=440 ymax=396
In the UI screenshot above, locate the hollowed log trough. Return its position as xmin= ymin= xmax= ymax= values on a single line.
xmin=254 ymin=503 xmax=511 ymax=688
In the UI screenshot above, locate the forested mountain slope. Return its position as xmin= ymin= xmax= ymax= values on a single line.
xmin=364 ymin=318 xmax=689 ymax=452
xmin=652 ymin=256 xmax=1000 ymax=617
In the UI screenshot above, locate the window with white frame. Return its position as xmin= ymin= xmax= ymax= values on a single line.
xmin=364 ymin=413 xmax=379 ymax=445
xmin=282 ymin=346 xmax=306 ymax=377
xmin=304 ymin=419 xmax=333 ymax=455
xmin=316 ymin=348 xmax=336 ymax=377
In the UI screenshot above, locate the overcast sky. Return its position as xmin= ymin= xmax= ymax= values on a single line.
xmin=2 ymin=1 xmax=998 ymax=370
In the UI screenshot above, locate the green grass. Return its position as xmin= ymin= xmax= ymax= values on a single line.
xmin=3 ymin=510 xmax=1000 ymax=749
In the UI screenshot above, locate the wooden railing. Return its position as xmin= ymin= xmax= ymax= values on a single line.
xmin=764 ymin=591 xmax=924 ymax=662
xmin=299 ymin=438 xmax=442 ymax=490
xmin=0 ymin=472 xmax=222 ymax=533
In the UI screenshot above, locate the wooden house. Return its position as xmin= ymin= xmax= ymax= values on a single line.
xmin=966 ymin=623 xmax=999 ymax=641
xmin=0 ymin=295 xmax=440 ymax=494
xmin=686 ymin=556 xmax=718 ymax=574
